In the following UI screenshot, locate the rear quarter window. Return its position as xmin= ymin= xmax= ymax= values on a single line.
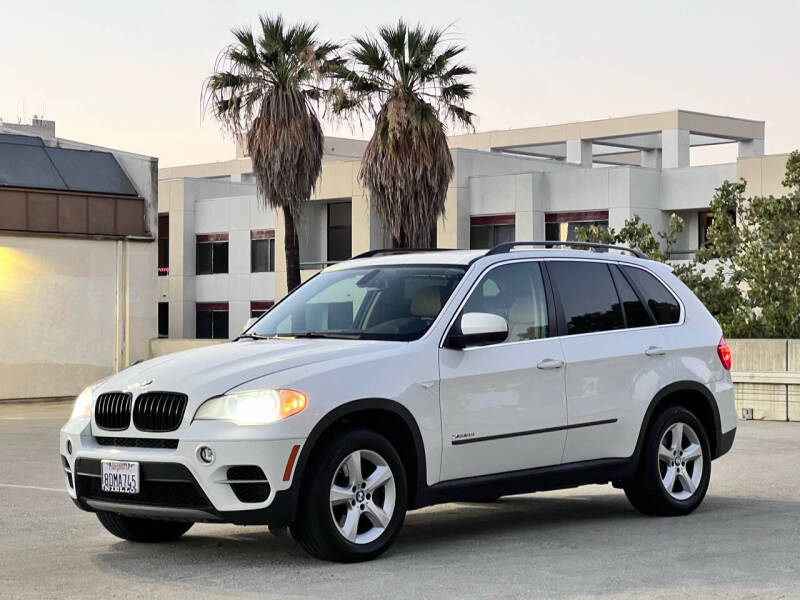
xmin=621 ymin=266 xmax=681 ymax=325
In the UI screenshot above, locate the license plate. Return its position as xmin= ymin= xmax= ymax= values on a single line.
xmin=101 ymin=460 xmax=140 ymax=494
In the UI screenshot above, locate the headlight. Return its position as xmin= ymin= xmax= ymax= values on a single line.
xmin=71 ymin=386 xmax=93 ymax=420
xmin=194 ymin=389 xmax=307 ymax=426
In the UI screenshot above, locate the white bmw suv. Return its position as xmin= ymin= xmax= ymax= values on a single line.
xmin=61 ymin=242 xmax=736 ymax=562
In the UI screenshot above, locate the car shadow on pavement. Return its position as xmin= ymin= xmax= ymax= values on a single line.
xmin=91 ymin=490 xmax=800 ymax=596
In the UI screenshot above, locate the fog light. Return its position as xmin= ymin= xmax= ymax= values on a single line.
xmin=198 ymin=446 xmax=215 ymax=465
xmin=66 ymin=439 xmax=72 ymax=455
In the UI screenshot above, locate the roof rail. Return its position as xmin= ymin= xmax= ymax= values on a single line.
xmin=350 ymin=248 xmax=457 ymax=260
xmin=485 ymin=241 xmax=647 ymax=259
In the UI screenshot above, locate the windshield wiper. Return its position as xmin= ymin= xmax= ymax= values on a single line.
xmin=284 ymin=331 xmax=363 ymax=340
xmin=234 ymin=332 xmax=275 ymax=341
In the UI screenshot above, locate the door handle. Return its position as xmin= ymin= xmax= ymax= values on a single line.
xmin=645 ymin=346 xmax=666 ymax=357
xmin=537 ymin=358 xmax=564 ymax=370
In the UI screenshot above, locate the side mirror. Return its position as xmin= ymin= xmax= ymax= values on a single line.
xmin=446 ymin=312 xmax=508 ymax=349
xmin=241 ymin=317 xmax=258 ymax=334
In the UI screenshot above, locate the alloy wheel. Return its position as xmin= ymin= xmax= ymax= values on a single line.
xmin=658 ymin=421 xmax=704 ymax=500
xmin=329 ymin=449 xmax=396 ymax=544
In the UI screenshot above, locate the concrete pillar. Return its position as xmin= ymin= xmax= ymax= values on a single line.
xmin=566 ymin=139 xmax=593 ymax=167
xmin=738 ymin=138 xmax=765 ymax=158
xmin=662 ymin=129 xmax=690 ymax=169
xmin=641 ymin=149 xmax=662 ymax=169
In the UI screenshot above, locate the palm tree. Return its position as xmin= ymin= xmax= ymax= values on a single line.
xmin=331 ymin=20 xmax=475 ymax=247
xmin=204 ymin=15 xmax=339 ymax=292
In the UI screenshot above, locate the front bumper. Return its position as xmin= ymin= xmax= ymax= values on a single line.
xmin=60 ymin=420 xmax=305 ymax=526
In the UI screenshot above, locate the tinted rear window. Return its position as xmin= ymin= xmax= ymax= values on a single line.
xmin=611 ymin=266 xmax=653 ymax=328
xmin=548 ymin=261 xmax=623 ymax=335
xmin=621 ymin=266 xmax=681 ymax=324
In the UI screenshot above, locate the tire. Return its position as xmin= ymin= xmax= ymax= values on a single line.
xmin=624 ymin=406 xmax=711 ymax=516
xmin=290 ymin=428 xmax=408 ymax=562
xmin=96 ymin=511 xmax=193 ymax=542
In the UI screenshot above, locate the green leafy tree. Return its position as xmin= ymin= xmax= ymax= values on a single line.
xmin=204 ymin=15 xmax=339 ymax=292
xmin=575 ymin=213 xmax=683 ymax=262
xmin=331 ymin=20 xmax=475 ymax=247
xmin=695 ymin=151 xmax=800 ymax=337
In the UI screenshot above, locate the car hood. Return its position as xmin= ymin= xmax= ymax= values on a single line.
xmin=96 ymin=338 xmax=395 ymax=403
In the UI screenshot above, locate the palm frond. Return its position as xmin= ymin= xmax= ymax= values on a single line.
xmin=330 ymin=20 xmax=476 ymax=247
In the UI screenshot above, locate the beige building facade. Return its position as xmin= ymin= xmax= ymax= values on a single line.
xmin=157 ymin=110 xmax=793 ymax=339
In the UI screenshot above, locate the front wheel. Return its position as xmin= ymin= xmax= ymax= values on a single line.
xmin=624 ymin=406 xmax=711 ymax=516
xmin=96 ymin=511 xmax=193 ymax=542
xmin=290 ymin=428 xmax=408 ymax=562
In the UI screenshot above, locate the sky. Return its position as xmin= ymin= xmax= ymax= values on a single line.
xmin=1 ymin=0 xmax=798 ymax=167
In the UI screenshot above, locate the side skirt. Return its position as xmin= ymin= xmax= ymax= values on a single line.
xmin=414 ymin=458 xmax=636 ymax=508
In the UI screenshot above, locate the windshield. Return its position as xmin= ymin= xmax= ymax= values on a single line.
xmin=248 ymin=265 xmax=466 ymax=341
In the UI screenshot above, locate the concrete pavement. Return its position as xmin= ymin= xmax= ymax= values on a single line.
xmin=1 ymin=401 xmax=799 ymax=599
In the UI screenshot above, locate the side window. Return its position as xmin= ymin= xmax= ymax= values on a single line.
xmin=461 ymin=262 xmax=549 ymax=342
xmin=621 ymin=266 xmax=681 ymax=325
xmin=611 ymin=266 xmax=653 ymax=328
xmin=548 ymin=261 xmax=623 ymax=335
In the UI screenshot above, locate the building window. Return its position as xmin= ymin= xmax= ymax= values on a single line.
xmin=158 ymin=302 xmax=169 ymax=338
xmin=196 ymin=233 xmax=229 ymax=275
xmin=545 ymin=210 xmax=609 ymax=242
xmin=469 ymin=214 xmax=515 ymax=249
xmin=327 ymin=201 xmax=352 ymax=262
xmin=196 ymin=302 xmax=229 ymax=339
xmin=158 ymin=214 xmax=169 ymax=276
xmin=698 ymin=211 xmax=714 ymax=247
xmin=251 ymin=230 xmax=275 ymax=272
xmin=250 ymin=300 xmax=274 ymax=319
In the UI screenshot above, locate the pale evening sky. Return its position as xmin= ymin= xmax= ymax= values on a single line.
xmin=1 ymin=0 xmax=798 ymax=168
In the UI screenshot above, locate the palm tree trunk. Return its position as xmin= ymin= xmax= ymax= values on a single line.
xmin=392 ymin=228 xmax=409 ymax=249
xmin=283 ymin=206 xmax=301 ymax=292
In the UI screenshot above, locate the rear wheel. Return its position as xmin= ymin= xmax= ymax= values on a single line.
xmin=96 ymin=511 xmax=193 ymax=542
xmin=625 ymin=406 xmax=711 ymax=516
xmin=290 ymin=428 xmax=407 ymax=562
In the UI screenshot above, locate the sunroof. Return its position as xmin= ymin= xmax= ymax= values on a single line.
xmin=0 ymin=134 xmax=138 ymax=196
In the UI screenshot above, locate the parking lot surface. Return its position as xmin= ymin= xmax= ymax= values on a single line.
xmin=1 ymin=401 xmax=798 ymax=599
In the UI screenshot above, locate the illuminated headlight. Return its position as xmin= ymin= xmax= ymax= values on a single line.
xmin=70 ymin=377 xmax=111 ymax=421
xmin=71 ymin=386 xmax=94 ymax=420
xmin=194 ymin=389 xmax=307 ymax=426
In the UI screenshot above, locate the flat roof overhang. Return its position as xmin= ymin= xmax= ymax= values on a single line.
xmin=448 ymin=110 xmax=765 ymax=165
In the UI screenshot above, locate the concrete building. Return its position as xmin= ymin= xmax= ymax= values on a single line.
xmin=0 ymin=116 xmax=56 ymax=139
xmin=0 ymin=126 xmax=158 ymax=399
xmin=157 ymin=109 xmax=793 ymax=339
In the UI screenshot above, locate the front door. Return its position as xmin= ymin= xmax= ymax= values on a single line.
xmin=439 ymin=261 xmax=568 ymax=481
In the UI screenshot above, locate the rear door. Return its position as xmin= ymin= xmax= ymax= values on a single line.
xmin=545 ymin=260 xmax=675 ymax=463
xmin=438 ymin=260 xmax=568 ymax=480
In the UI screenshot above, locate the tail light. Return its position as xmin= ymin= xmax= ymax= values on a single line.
xmin=717 ymin=337 xmax=732 ymax=370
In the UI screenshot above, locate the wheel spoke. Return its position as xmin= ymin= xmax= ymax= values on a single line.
xmin=330 ymin=485 xmax=352 ymax=505
xmin=364 ymin=501 xmax=391 ymax=528
xmin=658 ymin=443 xmax=673 ymax=463
xmin=340 ymin=506 xmax=360 ymax=542
xmin=682 ymin=443 xmax=702 ymax=461
xmin=364 ymin=465 xmax=392 ymax=492
xmin=677 ymin=469 xmax=696 ymax=494
xmin=344 ymin=451 xmax=362 ymax=486
xmin=671 ymin=423 xmax=684 ymax=451
xmin=662 ymin=466 xmax=677 ymax=493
